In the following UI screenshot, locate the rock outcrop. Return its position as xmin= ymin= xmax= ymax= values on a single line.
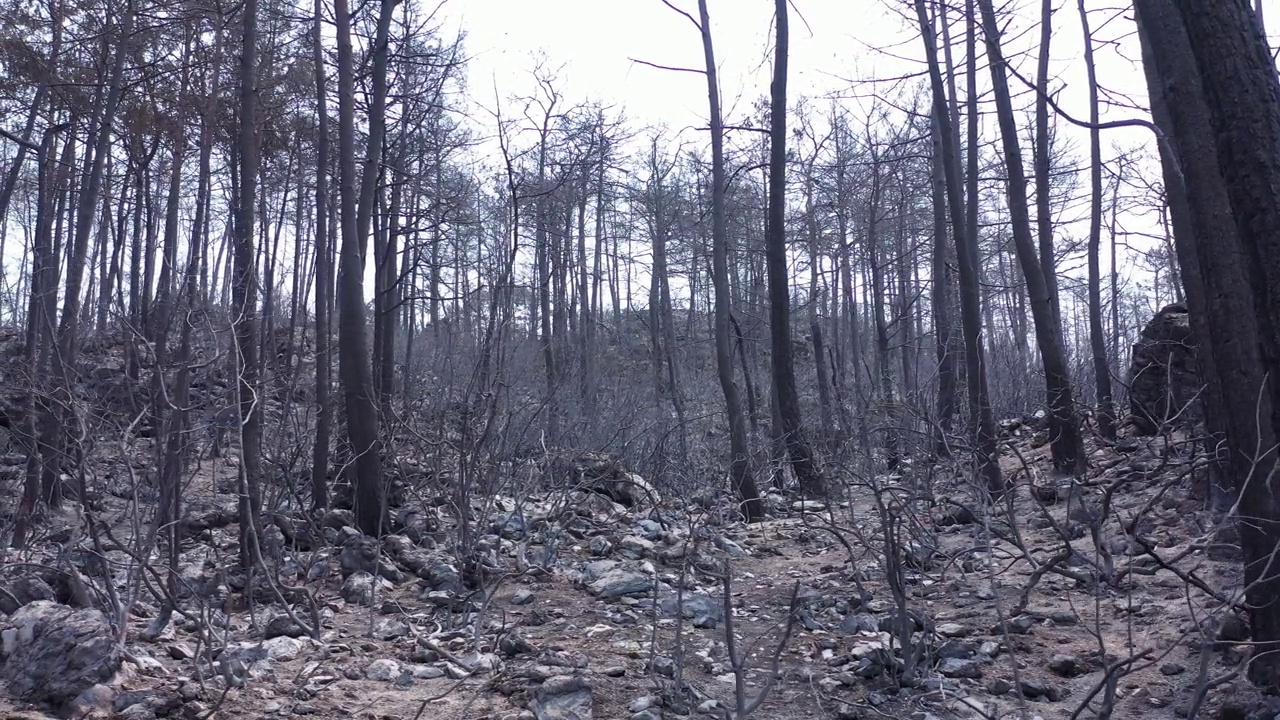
xmin=0 ymin=600 xmax=122 ymax=706
xmin=1128 ymin=303 xmax=1201 ymax=435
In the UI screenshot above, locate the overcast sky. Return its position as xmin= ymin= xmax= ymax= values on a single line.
xmin=434 ymin=0 xmax=1280 ymax=320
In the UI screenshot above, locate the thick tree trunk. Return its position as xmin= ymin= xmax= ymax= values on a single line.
xmin=334 ymin=0 xmax=389 ymax=535
xmin=1152 ymin=0 xmax=1280 ymax=690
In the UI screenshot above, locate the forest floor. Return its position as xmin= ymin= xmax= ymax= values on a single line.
xmin=0 ymin=406 xmax=1274 ymax=720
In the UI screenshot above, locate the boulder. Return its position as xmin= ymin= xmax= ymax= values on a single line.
xmin=531 ymin=675 xmax=593 ymax=720
xmin=0 ymin=601 xmax=122 ymax=705
xmin=1129 ymin=303 xmax=1201 ymax=435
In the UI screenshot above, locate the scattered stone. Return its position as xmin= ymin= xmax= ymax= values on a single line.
xmin=512 ymin=588 xmax=535 ymax=606
xmin=531 ymin=675 xmax=593 ymax=720
xmin=1160 ymin=662 xmax=1185 ymax=676
xmin=0 ymin=600 xmax=123 ymax=705
xmin=602 ymin=666 xmax=625 ymax=677
xmin=936 ymin=622 xmax=970 ymax=638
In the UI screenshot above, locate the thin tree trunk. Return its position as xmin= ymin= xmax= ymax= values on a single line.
xmin=914 ymin=0 xmax=1004 ymax=496
xmin=766 ymin=0 xmax=824 ymax=497
xmin=696 ymin=0 xmax=763 ymax=521
xmin=1077 ymin=0 xmax=1116 ymax=441
xmin=977 ymin=0 xmax=1085 ymax=476
xmin=311 ymin=0 xmax=331 ymax=511
xmin=231 ymin=0 xmax=265 ymax=572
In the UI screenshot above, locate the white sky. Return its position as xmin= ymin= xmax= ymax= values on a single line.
xmin=448 ymin=0 xmax=893 ymax=133
xmin=445 ymin=0 xmax=1162 ymax=138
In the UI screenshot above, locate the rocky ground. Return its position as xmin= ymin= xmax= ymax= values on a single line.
xmin=0 ymin=418 xmax=1273 ymax=720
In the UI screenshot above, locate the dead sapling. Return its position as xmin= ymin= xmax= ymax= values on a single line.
xmin=716 ymin=561 xmax=800 ymax=719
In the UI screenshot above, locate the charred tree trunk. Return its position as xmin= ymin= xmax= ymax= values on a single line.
xmin=1148 ymin=0 xmax=1280 ymax=690
xmin=766 ymin=0 xmax=825 ymax=497
xmin=913 ymin=0 xmax=1004 ymax=496
xmin=696 ymin=0 xmax=763 ymax=521
xmin=334 ymin=0 xmax=390 ymax=535
xmin=977 ymin=0 xmax=1085 ymax=476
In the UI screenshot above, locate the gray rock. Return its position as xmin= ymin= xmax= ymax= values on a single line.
xmin=938 ymin=658 xmax=983 ymax=679
xmin=936 ymin=622 xmax=970 ymax=638
xmin=1048 ymin=653 xmax=1085 ymax=678
xmin=531 ymin=675 xmax=592 ymax=720
xmin=1160 ymin=662 xmax=1185 ymax=676
xmin=587 ymin=537 xmax=613 ymax=556
xmin=987 ymin=678 xmax=1012 ymax=695
xmin=630 ymin=695 xmax=661 ymax=713
xmin=1019 ymin=678 xmax=1050 ymax=699
xmin=262 ymin=636 xmax=304 ymax=661
xmin=588 ymin=568 xmax=651 ymax=599
xmin=512 ymin=588 xmax=535 ymax=606
xmin=341 ymin=572 xmax=378 ymax=606
xmin=998 ymin=615 xmax=1036 ymax=635
xmin=0 ymin=600 xmax=122 ymax=705
xmin=937 ymin=640 xmax=976 ymax=659
xmin=840 ymin=612 xmax=879 ymax=635
xmin=658 ymin=592 xmax=722 ymax=622
xmin=616 ymin=536 xmax=655 ymax=560
xmin=366 ymin=658 xmax=401 ymax=681
xmin=66 ymin=683 xmax=116 ymax=719
xmin=372 ymin=617 xmax=410 ymax=640
xmin=264 ymin=614 xmax=306 ymax=639
xmin=10 ymin=575 xmax=57 ymax=607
